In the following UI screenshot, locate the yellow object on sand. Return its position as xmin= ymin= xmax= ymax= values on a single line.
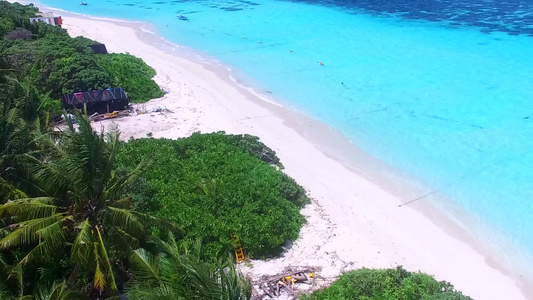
xmin=104 ymin=111 xmax=119 ymax=119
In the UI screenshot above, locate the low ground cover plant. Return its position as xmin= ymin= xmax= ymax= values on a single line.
xmin=116 ymin=132 xmax=309 ymax=260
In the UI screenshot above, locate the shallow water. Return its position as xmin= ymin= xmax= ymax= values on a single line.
xmin=42 ymin=0 xmax=533 ymax=275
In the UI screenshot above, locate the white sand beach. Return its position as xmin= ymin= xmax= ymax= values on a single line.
xmin=44 ymin=11 xmax=529 ymax=300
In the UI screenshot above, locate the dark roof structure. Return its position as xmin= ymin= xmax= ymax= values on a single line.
xmin=89 ymin=44 xmax=108 ymax=54
xmin=61 ymin=88 xmax=129 ymax=114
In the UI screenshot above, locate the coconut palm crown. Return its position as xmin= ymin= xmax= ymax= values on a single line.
xmin=0 ymin=113 xmax=176 ymax=296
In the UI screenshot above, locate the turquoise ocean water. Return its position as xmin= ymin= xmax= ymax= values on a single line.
xmin=41 ymin=0 xmax=533 ymax=274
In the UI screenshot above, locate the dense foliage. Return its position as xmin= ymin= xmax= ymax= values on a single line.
xmin=0 ymin=0 xmax=162 ymax=113
xmin=127 ymin=236 xmax=251 ymax=300
xmin=0 ymin=114 xmax=176 ymax=297
xmin=96 ymin=53 xmax=164 ymax=103
xmin=0 ymin=106 xmax=251 ymax=298
xmin=115 ymin=133 xmax=309 ymax=260
xmin=301 ymin=266 xmax=473 ymax=300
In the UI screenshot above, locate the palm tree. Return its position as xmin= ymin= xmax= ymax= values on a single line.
xmin=0 ymin=113 xmax=176 ymax=297
xmin=0 ymin=96 xmax=28 ymax=200
xmin=127 ymin=236 xmax=252 ymax=300
xmin=0 ymin=76 xmax=52 ymax=202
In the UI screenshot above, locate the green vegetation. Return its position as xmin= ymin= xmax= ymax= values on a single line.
xmin=0 ymin=110 xmax=251 ymax=299
xmin=115 ymin=133 xmax=309 ymax=260
xmin=0 ymin=0 xmax=162 ymax=112
xmin=96 ymin=54 xmax=164 ymax=103
xmin=301 ymin=266 xmax=472 ymax=300
xmin=127 ymin=236 xmax=251 ymax=300
xmin=0 ymin=115 xmax=176 ymax=296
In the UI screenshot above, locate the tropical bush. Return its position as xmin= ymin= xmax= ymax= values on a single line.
xmin=115 ymin=132 xmax=309 ymax=260
xmin=0 ymin=1 xmax=38 ymax=21
xmin=96 ymin=53 xmax=164 ymax=103
xmin=0 ymin=0 xmax=161 ymax=110
xmin=48 ymin=54 xmax=113 ymax=96
xmin=0 ymin=17 xmax=14 ymax=37
xmin=301 ymin=266 xmax=472 ymax=300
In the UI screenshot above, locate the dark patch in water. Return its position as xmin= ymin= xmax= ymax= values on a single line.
xmin=194 ymin=0 xmax=259 ymax=12
xmin=238 ymin=0 xmax=260 ymax=5
xmin=124 ymin=3 xmax=135 ymax=6
xmin=176 ymin=10 xmax=201 ymax=14
xmin=221 ymin=6 xmax=243 ymax=11
xmin=153 ymin=1 xmax=166 ymax=3
xmin=284 ymin=0 xmax=533 ymax=37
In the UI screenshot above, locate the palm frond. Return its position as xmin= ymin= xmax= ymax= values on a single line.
xmin=0 ymin=198 xmax=57 ymax=221
xmin=103 ymin=158 xmax=148 ymax=201
xmin=0 ymin=176 xmax=27 ymax=200
xmin=129 ymin=237 xmax=251 ymax=300
xmin=0 ymin=213 xmax=65 ymax=249
xmin=95 ymin=226 xmax=117 ymax=292
xmin=93 ymin=242 xmax=106 ymax=292
xmin=110 ymin=197 xmax=132 ymax=209
xmin=34 ymin=280 xmax=87 ymax=300
xmin=71 ymin=219 xmax=93 ymax=267
xmin=128 ymin=210 xmax=181 ymax=236
xmin=65 ymin=113 xmax=109 ymax=202
xmin=8 ymin=265 xmax=23 ymax=298
xmin=103 ymin=207 xmax=146 ymax=238
xmin=24 ymin=153 xmax=84 ymax=200
xmin=127 ymin=284 xmax=180 ymax=300
xmin=180 ymin=257 xmax=220 ymax=299
xmin=12 ymin=240 xmax=47 ymax=268
xmin=115 ymin=228 xmax=139 ymax=250
xmin=100 ymin=124 xmax=120 ymax=200
xmin=129 ymin=248 xmax=161 ymax=282
xmin=35 ymin=217 xmax=69 ymax=256
xmin=218 ymin=260 xmax=252 ymax=300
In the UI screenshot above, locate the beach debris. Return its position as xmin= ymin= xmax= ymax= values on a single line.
xmin=134 ymin=105 xmax=172 ymax=115
xmin=250 ymin=267 xmax=320 ymax=300
xmin=88 ymin=110 xmax=131 ymax=122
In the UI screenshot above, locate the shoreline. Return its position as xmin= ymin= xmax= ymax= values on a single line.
xmin=29 ymin=4 xmax=530 ymax=299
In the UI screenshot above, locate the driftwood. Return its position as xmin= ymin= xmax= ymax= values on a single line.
xmin=251 ymin=267 xmax=319 ymax=300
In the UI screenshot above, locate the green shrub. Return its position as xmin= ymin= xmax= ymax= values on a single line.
xmin=0 ymin=1 xmax=38 ymax=19
xmin=115 ymin=132 xmax=309 ymax=260
xmin=301 ymin=266 xmax=473 ymax=300
xmin=47 ymin=54 xmax=112 ymax=97
xmin=0 ymin=17 xmax=14 ymax=37
xmin=96 ymin=53 xmax=163 ymax=103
